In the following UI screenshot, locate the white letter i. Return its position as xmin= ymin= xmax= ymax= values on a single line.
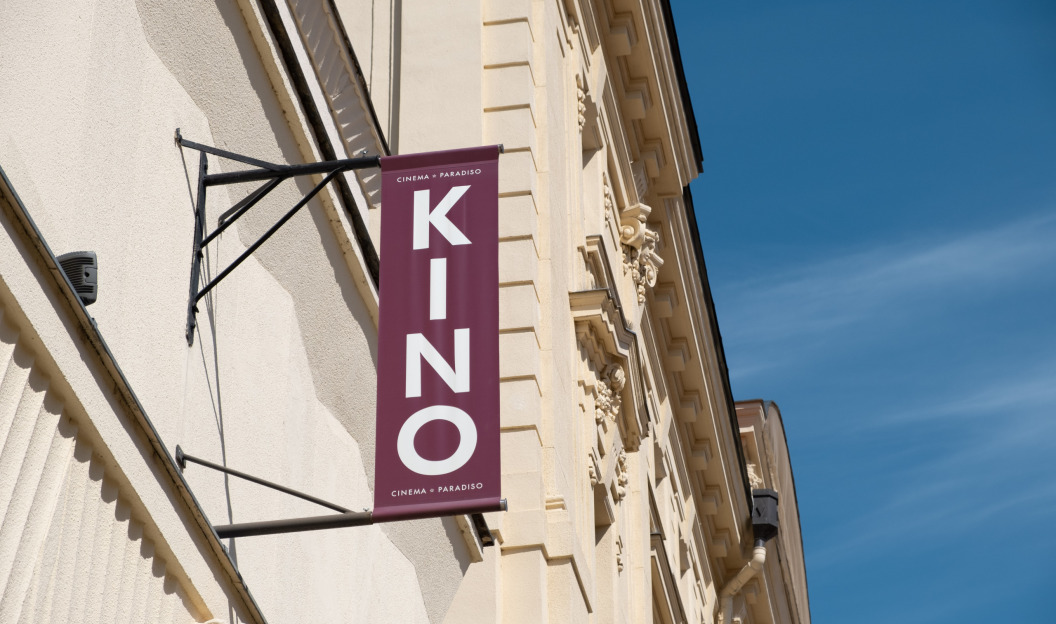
xmin=430 ymin=257 xmax=447 ymax=320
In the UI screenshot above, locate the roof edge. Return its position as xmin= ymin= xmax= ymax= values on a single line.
xmin=681 ymin=185 xmax=751 ymax=507
xmin=660 ymin=0 xmax=704 ymax=172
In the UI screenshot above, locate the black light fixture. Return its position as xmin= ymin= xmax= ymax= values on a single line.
xmin=751 ymin=488 xmax=780 ymax=546
xmin=57 ymin=251 xmax=98 ymax=306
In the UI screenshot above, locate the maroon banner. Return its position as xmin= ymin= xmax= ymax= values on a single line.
xmin=373 ymin=146 xmax=501 ymax=521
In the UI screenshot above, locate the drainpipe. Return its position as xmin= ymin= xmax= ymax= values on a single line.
xmin=717 ymin=489 xmax=780 ymax=624
xmin=717 ymin=541 xmax=767 ymax=624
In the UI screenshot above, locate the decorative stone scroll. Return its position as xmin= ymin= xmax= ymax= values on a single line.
xmin=619 ymin=203 xmax=663 ymax=304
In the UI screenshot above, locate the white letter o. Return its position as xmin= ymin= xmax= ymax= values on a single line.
xmin=397 ymin=405 xmax=478 ymax=476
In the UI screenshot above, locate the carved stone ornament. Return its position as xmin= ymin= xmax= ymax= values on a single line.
xmin=746 ymin=462 xmax=765 ymax=489
xmin=594 ymin=363 xmax=626 ymax=424
xmin=588 ymin=461 xmax=599 ymax=487
xmin=614 ymin=450 xmax=630 ymax=501
xmin=570 ymin=248 xmax=644 ymax=449
xmin=620 ymin=203 xmax=663 ymax=304
xmin=602 ymin=173 xmax=616 ymax=225
xmin=576 ymin=74 xmax=587 ymax=132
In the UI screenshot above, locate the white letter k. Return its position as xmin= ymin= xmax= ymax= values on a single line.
xmin=413 ymin=185 xmax=471 ymax=250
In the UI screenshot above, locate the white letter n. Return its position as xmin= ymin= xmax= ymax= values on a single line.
xmin=413 ymin=186 xmax=471 ymax=250
xmin=406 ymin=329 xmax=470 ymax=398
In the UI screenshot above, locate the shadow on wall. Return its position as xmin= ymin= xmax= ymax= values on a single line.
xmin=146 ymin=0 xmax=475 ymax=619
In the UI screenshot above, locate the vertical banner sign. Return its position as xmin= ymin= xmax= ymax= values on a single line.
xmin=374 ymin=146 xmax=502 ymax=521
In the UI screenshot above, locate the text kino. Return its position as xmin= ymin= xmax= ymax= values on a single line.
xmin=398 ymin=185 xmax=476 ymax=476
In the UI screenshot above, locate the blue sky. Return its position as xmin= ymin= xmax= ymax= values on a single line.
xmin=669 ymin=0 xmax=1056 ymax=621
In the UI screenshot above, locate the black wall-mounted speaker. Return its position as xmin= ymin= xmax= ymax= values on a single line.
xmin=57 ymin=251 xmax=98 ymax=306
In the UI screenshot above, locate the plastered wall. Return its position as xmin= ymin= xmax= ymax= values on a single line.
xmin=0 ymin=0 xmax=464 ymax=621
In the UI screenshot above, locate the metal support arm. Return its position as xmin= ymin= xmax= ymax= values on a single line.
xmin=175 ymin=445 xmax=505 ymax=542
xmin=175 ymin=129 xmax=381 ymax=345
xmin=214 ymin=511 xmax=374 ymax=539
xmin=176 ymin=446 xmax=350 ymax=513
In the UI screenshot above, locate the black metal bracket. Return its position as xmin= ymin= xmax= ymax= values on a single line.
xmin=175 ymin=445 xmax=504 ymax=542
xmin=175 ymin=129 xmax=381 ymax=345
xmin=176 ymin=445 xmax=351 ymax=513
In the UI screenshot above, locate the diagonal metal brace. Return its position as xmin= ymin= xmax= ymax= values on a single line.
xmin=175 ymin=129 xmax=380 ymax=345
xmin=175 ymin=445 xmax=350 ymax=513
xmin=176 ymin=445 xmax=505 ymax=542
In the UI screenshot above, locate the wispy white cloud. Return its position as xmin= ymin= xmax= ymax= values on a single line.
xmin=719 ymin=211 xmax=1056 ymax=378
xmin=806 ymin=359 xmax=1056 ymax=573
xmin=809 ymin=461 xmax=1056 ymax=570
xmin=859 ymin=356 xmax=1056 ymax=428
xmin=743 ymin=214 xmax=1056 ymax=580
xmin=726 ymin=211 xmax=1056 ymax=330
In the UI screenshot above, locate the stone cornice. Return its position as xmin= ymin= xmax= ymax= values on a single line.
xmin=585 ymin=0 xmax=700 ymax=203
xmin=633 ymin=194 xmax=754 ymax=580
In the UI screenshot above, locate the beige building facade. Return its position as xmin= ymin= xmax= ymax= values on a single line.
xmin=0 ymin=0 xmax=808 ymax=622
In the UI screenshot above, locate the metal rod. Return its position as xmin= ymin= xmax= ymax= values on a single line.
xmin=212 ymin=500 xmax=507 ymax=539
xmin=185 ymin=151 xmax=208 ymax=346
xmin=176 ymin=130 xmax=283 ymax=171
xmin=203 ymin=155 xmax=380 ymax=187
xmin=213 ymin=511 xmax=373 ymax=539
xmin=210 ymin=497 xmax=508 ymax=539
xmin=218 ymin=177 xmax=283 ymax=226
xmin=202 ymin=177 xmax=284 ymax=247
xmin=195 ymin=169 xmax=341 ymax=303
xmin=176 ymin=446 xmax=350 ymax=513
